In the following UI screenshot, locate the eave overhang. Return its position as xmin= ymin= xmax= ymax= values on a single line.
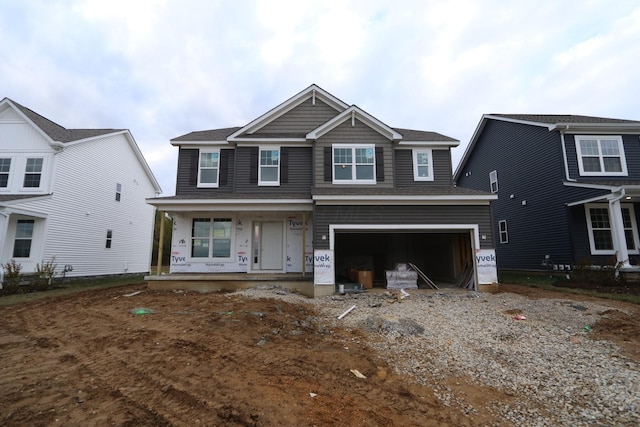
xmin=146 ymin=198 xmax=313 ymax=212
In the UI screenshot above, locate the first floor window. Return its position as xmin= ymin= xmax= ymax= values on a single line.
xmin=106 ymin=230 xmax=113 ymax=249
xmin=489 ymin=170 xmax=498 ymax=193
xmin=23 ymin=158 xmax=43 ymax=188
xmin=13 ymin=219 xmax=34 ymax=258
xmin=198 ymin=150 xmax=219 ymax=187
xmin=259 ymin=148 xmax=280 ymax=185
xmin=413 ymin=149 xmax=433 ymax=181
xmin=586 ymin=204 xmax=639 ymax=254
xmin=115 ymin=183 xmax=122 ymax=201
xmin=333 ymin=144 xmax=375 ymax=184
xmin=0 ymin=158 xmax=11 ymax=187
xmin=191 ymin=217 xmax=233 ymax=258
xmin=498 ymin=220 xmax=508 ymax=243
xmin=576 ymin=136 xmax=627 ymax=176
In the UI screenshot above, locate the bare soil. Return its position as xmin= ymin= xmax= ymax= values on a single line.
xmin=1 ymin=283 xmax=638 ymax=426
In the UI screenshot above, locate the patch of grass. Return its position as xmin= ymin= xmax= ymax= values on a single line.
xmin=0 ymin=275 xmax=146 ymax=308
xmin=499 ymin=271 xmax=640 ymax=304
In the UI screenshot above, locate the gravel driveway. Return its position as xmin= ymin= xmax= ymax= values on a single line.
xmin=239 ymin=287 xmax=640 ymax=426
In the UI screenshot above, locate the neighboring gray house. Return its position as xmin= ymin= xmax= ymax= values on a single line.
xmin=454 ymin=114 xmax=640 ymax=273
xmin=0 ymin=98 xmax=162 ymax=280
xmin=147 ymin=85 xmax=496 ymax=297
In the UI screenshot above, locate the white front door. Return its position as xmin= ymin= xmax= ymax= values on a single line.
xmin=253 ymin=221 xmax=283 ymax=271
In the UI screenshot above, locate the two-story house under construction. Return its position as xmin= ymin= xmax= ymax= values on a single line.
xmin=147 ymin=85 xmax=497 ymax=297
xmin=455 ymin=114 xmax=640 ymax=275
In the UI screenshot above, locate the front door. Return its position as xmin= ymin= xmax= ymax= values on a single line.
xmin=253 ymin=221 xmax=283 ymax=271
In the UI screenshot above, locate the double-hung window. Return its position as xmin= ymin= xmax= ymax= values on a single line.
xmin=333 ymin=144 xmax=375 ymax=184
xmin=23 ymin=158 xmax=43 ymax=188
xmin=489 ymin=170 xmax=498 ymax=193
xmin=191 ymin=217 xmax=233 ymax=259
xmin=198 ymin=149 xmax=220 ymax=187
xmin=259 ymin=148 xmax=280 ymax=186
xmin=585 ymin=203 xmax=639 ymax=255
xmin=0 ymin=158 xmax=11 ymax=188
xmin=412 ymin=149 xmax=433 ymax=181
xmin=576 ymin=136 xmax=627 ymax=176
xmin=498 ymin=220 xmax=508 ymax=244
xmin=13 ymin=219 xmax=35 ymax=258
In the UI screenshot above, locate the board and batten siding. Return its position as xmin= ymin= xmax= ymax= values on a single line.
xmin=394 ymin=148 xmax=453 ymax=187
xmin=313 ymin=119 xmax=394 ymax=189
xmin=313 ymin=204 xmax=494 ymax=250
xmin=12 ymin=133 xmax=158 ymax=276
xmin=257 ymin=98 xmax=343 ymax=135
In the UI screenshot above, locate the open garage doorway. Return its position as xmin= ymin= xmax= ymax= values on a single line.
xmin=332 ymin=228 xmax=476 ymax=290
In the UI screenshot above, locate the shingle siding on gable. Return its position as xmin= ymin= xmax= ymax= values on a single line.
xmin=394 ymin=149 xmax=452 ymax=187
xmin=257 ymin=98 xmax=342 ymax=135
xmin=313 ymin=119 xmax=393 ymax=188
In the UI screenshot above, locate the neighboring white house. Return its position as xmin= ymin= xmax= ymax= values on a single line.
xmin=0 ymin=97 xmax=162 ymax=279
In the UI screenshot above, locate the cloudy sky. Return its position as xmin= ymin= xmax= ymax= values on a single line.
xmin=2 ymin=0 xmax=639 ymax=195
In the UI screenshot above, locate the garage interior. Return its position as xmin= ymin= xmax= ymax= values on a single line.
xmin=334 ymin=230 xmax=475 ymax=290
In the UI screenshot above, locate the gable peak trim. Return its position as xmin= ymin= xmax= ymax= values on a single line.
xmin=307 ymin=105 xmax=403 ymax=141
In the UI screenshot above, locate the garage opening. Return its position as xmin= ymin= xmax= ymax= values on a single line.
xmin=333 ymin=230 xmax=475 ymax=290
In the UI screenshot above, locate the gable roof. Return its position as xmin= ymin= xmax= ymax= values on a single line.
xmin=454 ymin=113 xmax=640 ymax=181
xmin=306 ymin=105 xmax=402 ymax=141
xmin=4 ymin=98 xmax=122 ymax=143
xmin=1 ymin=97 xmax=162 ymax=194
xmin=228 ymin=84 xmax=349 ymax=141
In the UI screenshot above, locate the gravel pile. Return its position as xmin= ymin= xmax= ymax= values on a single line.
xmin=235 ymin=287 xmax=639 ymax=426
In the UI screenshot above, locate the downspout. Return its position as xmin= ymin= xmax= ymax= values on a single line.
xmin=560 ymin=125 xmax=577 ymax=182
xmin=609 ymin=188 xmax=629 ymax=271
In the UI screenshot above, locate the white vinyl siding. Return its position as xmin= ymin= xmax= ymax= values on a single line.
xmin=585 ymin=203 xmax=639 ymax=255
xmin=259 ymin=147 xmax=280 ymax=186
xmin=332 ymin=144 xmax=375 ymax=184
xmin=576 ymin=136 xmax=627 ymax=176
xmin=412 ymin=149 xmax=433 ymax=181
xmin=198 ymin=149 xmax=220 ymax=187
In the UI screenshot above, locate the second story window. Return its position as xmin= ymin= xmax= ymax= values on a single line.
xmin=489 ymin=170 xmax=498 ymax=193
xmin=198 ymin=149 xmax=220 ymax=187
xmin=413 ymin=149 xmax=433 ymax=181
xmin=259 ymin=148 xmax=280 ymax=186
xmin=0 ymin=158 xmax=11 ymax=188
xmin=115 ymin=183 xmax=122 ymax=201
xmin=333 ymin=144 xmax=375 ymax=184
xmin=576 ymin=136 xmax=627 ymax=176
xmin=23 ymin=158 xmax=43 ymax=188
xmin=498 ymin=220 xmax=508 ymax=243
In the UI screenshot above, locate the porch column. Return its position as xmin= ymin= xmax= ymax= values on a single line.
xmin=609 ymin=198 xmax=630 ymax=267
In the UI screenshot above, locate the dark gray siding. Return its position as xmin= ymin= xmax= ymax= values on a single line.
xmin=564 ymin=133 xmax=640 ymax=181
xmin=313 ymin=204 xmax=493 ymax=250
xmin=394 ymin=148 xmax=452 ymax=187
xmin=456 ymin=120 xmax=574 ymax=270
xmin=234 ymin=146 xmax=313 ymax=194
xmin=259 ymin=98 xmax=341 ymax=134
xmin=175 ymin=148 xmax=235 ymax=196
xmin=313 ymin=119 xmax=393 ymax=189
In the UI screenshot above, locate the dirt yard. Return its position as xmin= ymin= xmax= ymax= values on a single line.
xmin=1 ymin=283 xmax=638 ymax=426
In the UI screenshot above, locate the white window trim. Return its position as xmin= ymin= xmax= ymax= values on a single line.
xmin=21 ymin=156 xmax=46 ymax=191
xmin=489 ymin=170 xmax=498 ymax=193
xmin=332 ymin=143 xmax=376 ymax=184
xmin=575 ymin=135 xmax=628 ymax=176
xmin=412 ymin=148 xmax=434 ymax=181
xmin=585 ymin=203 xmax=640 ymax=255
xmin=197 ymin=149 xmax=220 ymax=188
xmin=189 ymin=215 xmax=235 ymax=261
xmin=258 ymin=146 xmax=280 ymax=186
xmin=0 ymin=155 xmax=14 ymax=192
xmin=498 ymin=220 xmax=508 ymax=244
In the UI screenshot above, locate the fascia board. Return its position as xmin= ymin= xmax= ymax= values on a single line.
xmin=307 ymin=106 xmax=402 ymax=140
xmin=312 ymin=195 xmax=496 ymax=204
xmin=171 ymin=140 xmax=231 ymax=147
xmin=146 ymin=198 xmax=314 ymax=212
xmin=553 ymin=123 xmax=640 ymax=133
xmin=228 ymin=85 xmax=349 ymax=140
xmin=396 ymin=141 xmax=459 ymax=148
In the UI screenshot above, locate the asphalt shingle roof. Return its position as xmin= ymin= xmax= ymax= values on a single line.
xmin=491 ymin=114 xmax=640 ymax=125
